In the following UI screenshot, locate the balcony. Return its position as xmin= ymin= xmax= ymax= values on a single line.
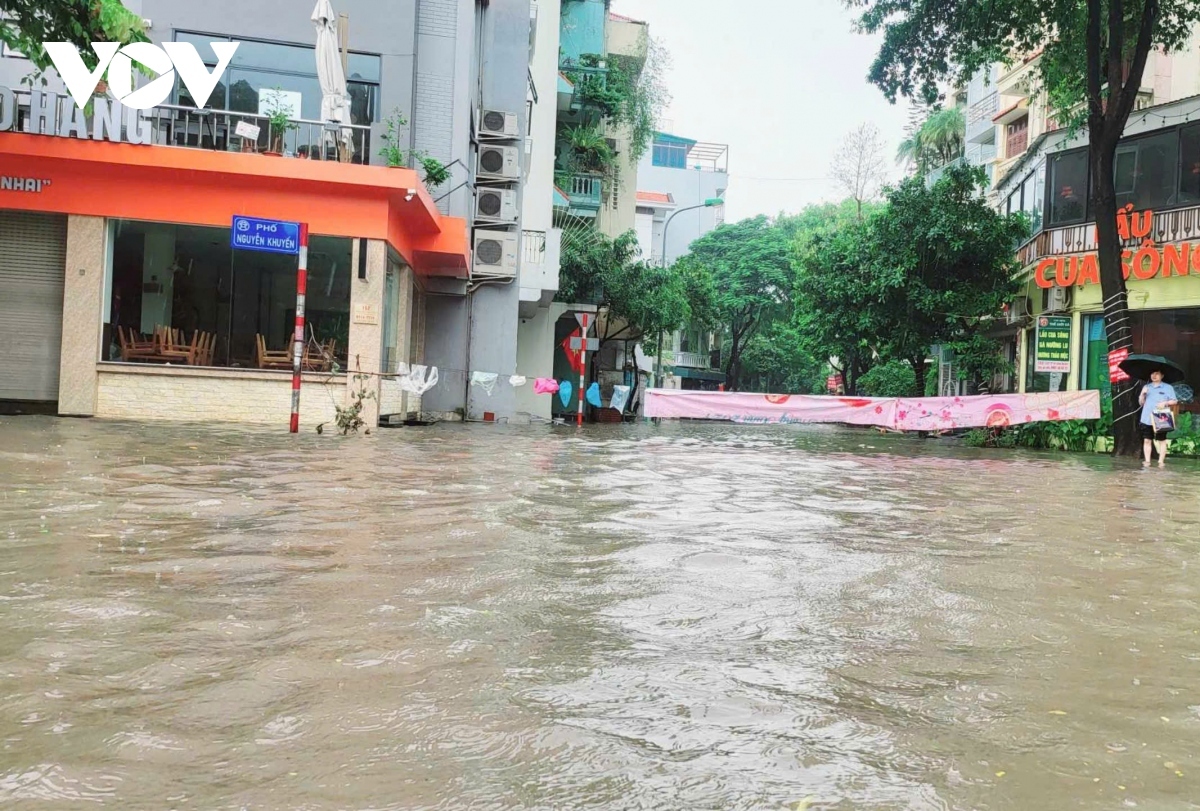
xmin=557 ymin=63 xmax=610 ymax=118
xmin=925 ymin=157 xmax=965 ymax=187
xmin=147 ymin=105 xmax=371 ymax=163
xmin=674 ymin=351 xmax=711 ymax=369
xmin=967 ymin=91 xmax=998 ymax=143
xmin=554 ymin=173 xmax=603 ymax=217
xmin=518 ymin=227 xmax=562 ymax=318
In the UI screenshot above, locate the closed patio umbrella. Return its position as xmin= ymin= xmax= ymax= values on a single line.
xmin=1118 ymin=353 xmax=1186 ymax=384
xmin=312 ymin=0 xmax=351 ymax=154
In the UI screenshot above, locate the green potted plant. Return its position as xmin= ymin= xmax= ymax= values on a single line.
xmin=263 ymin=87 xmax=299 ymax=156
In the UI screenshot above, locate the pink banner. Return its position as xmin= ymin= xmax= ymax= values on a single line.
xmin=644 ymin=390 xmax=1101 ymax=431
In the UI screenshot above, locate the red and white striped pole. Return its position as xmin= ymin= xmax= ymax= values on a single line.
xmin=577 ymin=312 xmax=590 ymax=428
xmin=289 ymin=223 xmax=309 ymax=434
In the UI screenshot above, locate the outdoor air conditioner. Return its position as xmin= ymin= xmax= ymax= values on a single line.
xmin=473 ymin=229 xmax=519 ymax=278
xmin=475 ymin=188 xmax=519 ymax=223
xmin=477 ymin=144 xmax=520 ymax=179
xmin=478 ymin=108 xmax=519 ymax=139
xmin=1047 ymin=286 xmax=1071 ymax=312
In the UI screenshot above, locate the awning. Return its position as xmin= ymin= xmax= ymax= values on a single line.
xmin=0 ymin=132 xmax=469 ymax=275
xmin=671 ymin=366 xmax=726 ymax=382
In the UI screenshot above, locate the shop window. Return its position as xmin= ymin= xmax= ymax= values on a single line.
xmin=1081 ymin=315 xmax=1113 ymax=398
xmin=104 ymin=220 xmax=350 ymax=371
xmin=174 ymin=31 xmax=380 ymax=125
xmin=1178 ymin=124 xmax=1200 ymax=204
xmin=1047 ymin=150 xmax=1089 ymax=226
xmin=1114 ymin=130 xmax=1178 ymax=211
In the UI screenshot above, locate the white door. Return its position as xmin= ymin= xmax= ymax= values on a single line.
xmin=0 ymin=211 xmax=68 ymax=401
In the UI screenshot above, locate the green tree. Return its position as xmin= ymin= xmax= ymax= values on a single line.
xmin=849 ymin=0 xmax=1200 ymax=452
xmin=736 ymin=320 xmax=826 ymax=394
xmin=0 ymin=0 xmax=147 ymax=75
xmin=866 ymin=166 xmax=1026 ymax=391
xmin=794 ymin=217 xmax=880 ymax=395
xmin=895 ymin=107 xmax=966 ymax=175
xmin=674 ymin=216 xmax=794 ymax=390
xmin=858 ymin=359 xmax=918 ymax=397
xmin=557 ymin=228 xmax=697 ymax=351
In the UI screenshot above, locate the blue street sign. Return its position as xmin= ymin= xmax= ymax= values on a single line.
xmin=231 ymin=216 xmax=300 ymax=255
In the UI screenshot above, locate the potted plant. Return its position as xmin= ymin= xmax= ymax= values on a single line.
xmin=262 ymin=87 xmax=298 ymax=156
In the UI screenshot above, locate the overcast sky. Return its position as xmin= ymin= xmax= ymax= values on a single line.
xmin=609 ymin=0 xmax=915 ymax=223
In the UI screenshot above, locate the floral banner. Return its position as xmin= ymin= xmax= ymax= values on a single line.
xmin=644 ymin=390 xmax=1101 ymax=431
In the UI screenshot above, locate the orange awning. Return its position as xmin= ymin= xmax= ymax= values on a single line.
xmin=0 ymin=133 xmax=469 ymax=275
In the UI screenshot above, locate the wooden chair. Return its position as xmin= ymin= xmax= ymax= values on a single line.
xmin=160 ymin=330 xmax=213 ymax=366
xmin=256 ymin=334 xmax=292 ymax=369
xmin=302 ymin=338 xmax=336 ymax=372
xmin=117 ymin=326 xmax=159 ymax=362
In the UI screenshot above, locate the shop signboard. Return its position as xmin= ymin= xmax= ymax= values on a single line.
xmin=1035 ymin=315 xmax=1072 ymax=373
xmin=230 ymin=216 xmax=300 ymax=255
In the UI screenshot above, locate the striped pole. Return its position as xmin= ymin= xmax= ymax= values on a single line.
xmin=289 ymin=223 xmax=309 ymax=434
xmin=577 ymin=312 xmax=590 ymax=428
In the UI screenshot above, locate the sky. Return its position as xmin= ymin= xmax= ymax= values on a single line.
xmin=608 ymin=0 xmax=915 ymax=223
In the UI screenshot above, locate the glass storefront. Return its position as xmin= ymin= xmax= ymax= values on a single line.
xmin=104 ymin=219 xmax=351 ymax=371
xmin=1079 ymin=308 xmax=1200 ymax=410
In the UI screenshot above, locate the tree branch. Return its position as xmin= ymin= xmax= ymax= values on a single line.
xmin=1113 ymin=0 xmax=1159 ymax=127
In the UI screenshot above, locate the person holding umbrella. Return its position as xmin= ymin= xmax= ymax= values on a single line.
xmin=1120 ymin=354 xmax=1185 ymax=466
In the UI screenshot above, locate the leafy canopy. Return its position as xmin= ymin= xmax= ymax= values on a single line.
xmin=0 ymin=0 xmax=147 ymax=74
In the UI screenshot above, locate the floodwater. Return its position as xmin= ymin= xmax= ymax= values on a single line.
xmin=2 ymin=418 xmax=1200 ymax=811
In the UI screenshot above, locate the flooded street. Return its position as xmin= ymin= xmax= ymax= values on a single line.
xmin=3 ymin=418 xmax=1200 ymax=810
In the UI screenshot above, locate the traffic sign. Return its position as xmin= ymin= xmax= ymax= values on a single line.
xmin=574 ymin=312 xmax=592 ymax=330
xmin=231 ymin=215 xmax=301 ymax=255
xmin=570 ymin=337 xmax=600 ymax=352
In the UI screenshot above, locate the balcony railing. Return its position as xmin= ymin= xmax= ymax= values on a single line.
xmin=144 ymin=105 xmax=373 ymax=164
xmin=967 ymin=91 xmax=999 ymax=142
xmin=674 ymin=351 xmax=711 ymax=369
xmin=558 ymin=173 xmax=603 ymax=216
xmin=522 ymin=230 xmax=546 ymax=264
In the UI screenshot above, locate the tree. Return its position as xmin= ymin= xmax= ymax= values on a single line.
xmin=795 ymin=167 xmax=1025 ymax=395
xmin=673 ymin=216 xmax=793 ymax=390
xmin=0 ymin=0 xmax=147 ymax=75
xmin=849 ymin=0 xmax=1200 ymax=453
xmin=895 ymin=107 xmax=966 ymax=175
xmin=736 ymin=320 xmax=826 ymax=394
xmin=557 ymin=227 xmax=697 ymax=350
xmin=831 ymin=123 xmax=888 ymax=219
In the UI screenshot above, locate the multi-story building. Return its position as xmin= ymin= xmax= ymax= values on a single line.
xmin=998 ymin=93 xmax=1200 ymax=405
xmin=547 ymin=1 xmax=649 ymax=419
xmin=634 ymin=131 xmax=728 ymax=390
xmin=0 ymin=1 xmax=534 ymax=426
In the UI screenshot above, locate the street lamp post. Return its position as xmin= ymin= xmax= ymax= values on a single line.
xmin=652 ymin=197 xmax=723 ymax=391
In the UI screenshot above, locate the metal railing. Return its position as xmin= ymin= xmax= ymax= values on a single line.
xmin=925 ymin=157 xmax=966 ymax=187
xmin=967 ymin=91 xmax=999 ymax=142
xmin=522 ymin=230 xmax=546 ymax=263
xmin=674 ymin=351 xmax=710 ymax=369
xmin=568 ymin=174 xmax=603 ymax=208
xmin=143 ymin=104 xmax=373 ymax=164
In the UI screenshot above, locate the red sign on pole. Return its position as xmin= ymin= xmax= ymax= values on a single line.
xmin=1108 ymin=348 xmax=1131 ymax=384
xmin=826 ymin=373 xmax=843 ymax=393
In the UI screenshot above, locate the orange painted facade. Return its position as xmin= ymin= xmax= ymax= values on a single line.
xmin=0 ymin=132 xmax=469 ymax=275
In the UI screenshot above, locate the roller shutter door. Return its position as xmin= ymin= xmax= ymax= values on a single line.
xmin=0 ymin=211 xmax=68 ymax=402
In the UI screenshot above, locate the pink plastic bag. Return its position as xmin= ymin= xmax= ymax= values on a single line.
xmin=533 ymin=378 xmax=560 ymax=395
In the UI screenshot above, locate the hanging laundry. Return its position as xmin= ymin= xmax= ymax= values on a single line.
xmin=534 ymin=378 xmax=559 ymax=395
xmin=400 ymin=364 xmax=439 ymax=394
xmin=610 ymin=385 xmax=631 ymax=413
xmin=585 ymin=382 xmax=602 ymax=408
xmin=470 ymin=371 xmax=499 ymax=396
xmin=509 ymin=375 xmax=528 ymax=388
xmin=558 ymin=380 xmax=574 ymax=408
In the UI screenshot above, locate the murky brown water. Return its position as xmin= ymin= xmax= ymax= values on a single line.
xmin=2 ymin=417 xmax=1200 ymax=810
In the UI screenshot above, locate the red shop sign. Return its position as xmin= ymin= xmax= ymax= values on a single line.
xmin=1108 ymin=347 xmax=1131 ymax=384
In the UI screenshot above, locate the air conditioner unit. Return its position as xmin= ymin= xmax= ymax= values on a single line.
xmin=477 ymin=144 xmax=520 ymax=179
xmin=1006 ymin=295 xmax=1033 ymax=324
xmin=473 ymin=229 xmax=518 ymax=278
xmin=1047 ymin=286 xmax=1071 ymax=312
xmin=475 ymin=188 xmax=519 ymax=223
xmin=478 ymin=108 xmax=519 ymax=139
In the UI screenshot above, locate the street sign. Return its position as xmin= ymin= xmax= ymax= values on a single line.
xmin=231 ymin=215 xmax=301 ymax=255
xmin=574 ymin=312 xmax=592 ymax=330
xmin=570 ymin=337 xmax=599 ymax=352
